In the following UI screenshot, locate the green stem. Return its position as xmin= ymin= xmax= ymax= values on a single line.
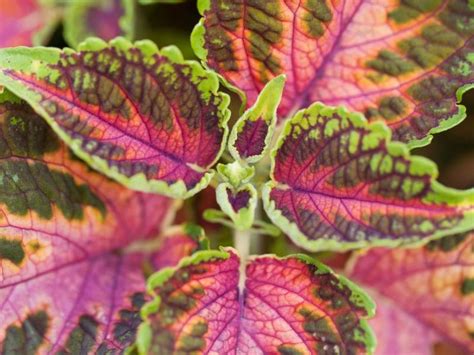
xmin=234 ymin=228 xmax=250 ymax=291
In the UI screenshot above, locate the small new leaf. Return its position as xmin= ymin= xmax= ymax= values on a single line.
xmin=216 ymin=183 xmax=257 ymax=230
xmin=228 ymin=74 xmax=285 ymax=163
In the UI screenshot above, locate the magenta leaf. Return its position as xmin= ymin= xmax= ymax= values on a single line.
xmin=193 ymin=0 xmax=474 ymax=147
xmin=215 ymin=183 xmax=257 ymax=229
xmin=0 ymin=37 xmax=231 ymax=198
xmin=263 ymin=102 xmax=474 ymax=251
xmin=64 ymin=0 xmax=135 ymax=48
xmin=0 ymin=92 xmax=175 ymax=352
xmin=347 ymin=232 xmax=474 ymax=353
xmin=151 ymin=224 xmax=209 ymax=270
xmin=228 ymin=75 xmax=285 ymax=163
xmin=0 ymin=0 xmax=61 ymax=47
xmin=139 ymin=248 xmax=376 ymax=354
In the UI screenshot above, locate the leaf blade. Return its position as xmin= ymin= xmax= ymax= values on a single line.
xmin=0 ymin=93 xmax=175 ymax=353
xmin=140 ymin=248 xmax=375 ymax=354
xmin=0 ymin=37 xmax=231 ymax=198
xmin=263 ymin=102 xmax=474 ymax=251
xmin=347 ymin=232 xmax=474 ymax=352
xmin=194 ymin=0 xmax=474 ymax=146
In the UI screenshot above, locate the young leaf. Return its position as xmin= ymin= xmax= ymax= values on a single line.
xmin=193 ymin=0 xmax=474 ymax=147
xmin=263 ymin=103 xmax=474 ymax=251
xmin=0 ymin=0 xmax=61 ymax=47
xmin=228 ymin=74 xmax=285 ymax=163
xmin=139 ymin=248 xmax=375 ymax=354
xmin=0 ymin=37 xmax=230 ymax=198
xmin=0 ymin=93 xmax=175 ymax=352
xmin=216 ymin=183 xmax=257 ymax=229
xmin=64 ymin=0 xmax=135 ymax=48
xmin=347 ymin=232 xmax=474 ymax=353
xmin=151 ymin=224 xmax=209 ymax=270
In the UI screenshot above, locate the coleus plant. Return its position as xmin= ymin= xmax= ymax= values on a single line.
xmin=0 ymin=0 xmax=473 ymax=354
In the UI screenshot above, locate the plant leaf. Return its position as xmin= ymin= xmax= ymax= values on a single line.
xmin=139 ymin=248 xmax=375 ymax=354
xmin=347 ymin=232 xmax=474 ymax=353
xmin=193 ymin=0 xmax=474 ymax=147
xmin=0 ymin=37 xmax=230 ymax=198
xmin=151 ymin=224 xmax=209 ymax=270
xmin=0 ymin=93 xmax=175 ymax=352
xmin=64 ymin=0 xmax=135 ymax=48
xmin=263 ymin=103 xmax=474 ymax=251
xmin=216 ymin=183 xmax=257 ymax=229
xmin=0 ymin=0 xmax=61 ymax=47
xmin=228 ymin=74 xmax=285 ymax=163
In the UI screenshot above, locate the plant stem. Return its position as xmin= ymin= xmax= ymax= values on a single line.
xmin=234 ymin=228 xmax=250 ymax=291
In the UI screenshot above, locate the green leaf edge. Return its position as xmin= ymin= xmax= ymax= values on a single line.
xmin=406 ymin=83 xmax=474 ymax=149
xmin=0 ymin=37 xmax=231 ymax=199
xmin=228 ymin=74 xmax=285 ymax=164
xmin=160 ymin=222 xmax=210 ymax=251
xmin=137 ymin=247 xmax=231 ymax=354
xmin=63 ymin=0 xmax=136 ymax=49
xmin=137 ymin=247 xmax=376 ymax=354
xmin=190 ymin=0 xmax=248 ymax=116
xmin=189 ymin=0 xmax=473 ymax=150
xmin=269 ymin=252 xmax=377 ymax=354
xmin=216 ymin=182 xmax=257 ymax=230
xmin=263 ymin=101 xmax=474 ymax=252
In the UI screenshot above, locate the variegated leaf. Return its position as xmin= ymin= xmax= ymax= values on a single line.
xmin=263 ymin=103 xmax=474 ymax=251
xmin=0 ymin=37 xmax=230 ymax=198
xmin=0 ymin=92 xmax=175 ymax=353
xmin=193 ymin=0 xmax=474 ymax=147
xmin=347 ymin=232 xmax=474 ymax=353
xmin=139 ymin=248 xmax=375 ymax=354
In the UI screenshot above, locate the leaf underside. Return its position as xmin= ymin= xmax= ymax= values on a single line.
xmin=141 ymin=248 xmax=375 ymax=354
xmin=264 ymin=103 xmax=474 ymax=251
xmin=194 ymin=0 xmax=474 ymax=147
xmin=0 ymin=37 xmax=230 ymax=198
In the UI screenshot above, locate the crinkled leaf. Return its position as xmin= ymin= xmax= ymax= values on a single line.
xmin=64 ymin=0 xmax=135 ymax=48
xmin=0 ymin=37 xmax=230 ymax=198
xmin=228 ymin=74 xmax=285 ymax=163
xmin=263 ymin=103 xmax=474 ymax=251
xmin=193 ymin=0 xmax=474 ymax=147
xmin=0 ymin=0 xmax=61 ymax=47
xmin=151 ymin=224 xmax=209 ymax=270
xmin=139 ymin=248 xmax=375 ymax=354
xmin=216 ymin=183 xmax=257 ymax=229
xmin=347 ymin=232 xmax=474 ymax=353
xmin=0 ymin=93 xmax=174 ymax=352
xmin=217 ymin=161 xmax=255 ymax=188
